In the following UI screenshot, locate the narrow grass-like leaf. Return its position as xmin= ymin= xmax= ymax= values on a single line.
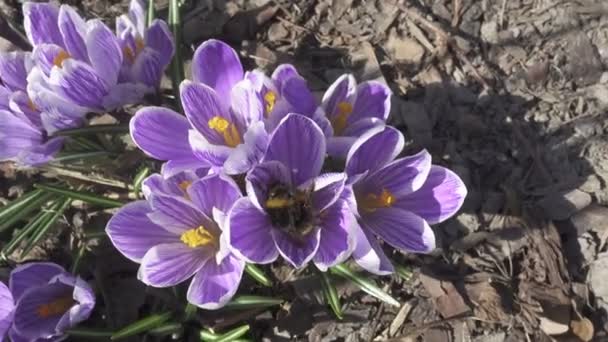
xmin=71 ymin=244 xmax=87 ymax=274
xmin=111 ymin=311 xmax=172 ymax=340
xmin=147 ymin=0 xmax=156 ymax=27
xmin=133 ymin=166 xmax=151 ymax=195
xmin=53 ymin=124 xmax=130 ymax=137
xmin=320 ymin=272 xmax=343 ymax=319
xmin=69 ymin=136 xmax=105 ymax=151
xmin=53 ymin=151 xmax=115 ymax=163
xmin=184 ymin=303 xmax=197 ymax=321
xmin=34 ymin=184 xmax=124 ymax=208
xmin=0 ymin=189 xmax=44 ymax=223
xmin=0 ymin=191 xmax=55 ymax=233
xmin=1 ymin=209 xmax=49 ymax=259
xmin=148 ymin=322 xmax=182 ymax=336
xmin=66 ymin=328 xmax=113 ymax=338
xmin=200 ymin=330 xmax=220 ymax=341
xmin=21 ymin=196 xmax=72 ymax=257
xmin=168 ymin=0 xmax=184 ymax=107
xmin=223 ymin=295 xmax=283 ymax=310
xmin=244 ymin=264 xmax=272 ymax=287
xmin=394 ymin=264 xmax=413 ymax=282
xmin=330 ymin=264 xmax=400 ymax=307
xmin=200 ymin=325 xmax=250 ymax=342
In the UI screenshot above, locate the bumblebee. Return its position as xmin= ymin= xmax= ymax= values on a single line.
xmin=264 ymin=182 xmax=316 ymax=242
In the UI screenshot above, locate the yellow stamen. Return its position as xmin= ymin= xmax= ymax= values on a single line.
xmin=180 ymin=226 xmax=216 ymax=248
xmin=330 ymin=101 xmax=353 ymax=135
xmin=135 ymin=37 xmax=145 ymax=53
xmin=265 ymin=197 xmax=294 ymax=209
xmin=27 ymin=98 xmax=37 ymax=111
xmin=123 ymin=46 xmax=135 ymax=63
xmin=263 ymin=91 xmax=277 ymax=116
xmin=359 ymin=189 xmax=396 ymax=213
xmin=178 ymin=180 xmax=192 ymax=199
xmin=36 ymin=296 xmax=74 ymax=318
xmin=52 ymin=50 xmax=71 ymax=68
xmin=208 ymin=116 xmax=242 ymax=147
xmin=124 ymin=36 xmax=146 ymax=64
xmin=178 ymin=181 xmax=192 ymax=192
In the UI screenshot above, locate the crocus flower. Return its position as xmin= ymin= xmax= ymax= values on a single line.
xmin=228 ymin=114 xmax=355 ymax=270
xmin=321 ymin=74 xmax=391 ymax=158
xmin=0 ymin=282 xmax=13 ymax=339
xmin=345 ymin=126 xmax=467 ymax=274
xmin=106 ymin=173 xmax=245 ymax=309
xmin=141 ymin=168 xmax=209 ymax=199
xmin=116 ymin=0 xmax=174 ymax=89
xmin=3 ymin=262 xmax=95 ymax=341
xmin=131 ymin=39 xmax=268 ymax=175
xmin=245 ymin=65 xmax=328 ymax=133
xmin=24 ymin=2 xmax=149 ymax=112
xmin=0 ymin=51 xmax=72 ymax=166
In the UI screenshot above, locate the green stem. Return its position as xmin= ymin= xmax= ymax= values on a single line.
xmin=244 ymin=264 xmax=272 ymax=287
xmin=147 ymin=0 xmax=156 ymax=28
xmin=0 ymin=192 xmax=55 ymax=233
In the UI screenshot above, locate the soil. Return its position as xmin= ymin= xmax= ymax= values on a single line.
xmin=1 ymin=0 xmax=608 ymax=341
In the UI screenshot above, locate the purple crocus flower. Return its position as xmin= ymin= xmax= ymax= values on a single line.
xmin=0 ymin=282 xmax=14 ymax=339
xmin=345 ymin=126 xmax=467 ymax=274
xmin=228 ymin=114 xmax=355 ymax=270
xmin=23 ymin=2 xmax=149 ymax=112
xmin=131 ymin=39 xmax=267 ymax=175
xmin=321 ymin=75 xmax=391 ymax=158
xmin=0 ymin=51 xmax=72 ymax=166
xmin=2 ymin=262 xmax=95 ymax=341
xmin=116 ymin=0 xmax=174 ymax=89
xmin=245 ymin=65 xmax=328 ymax=133
xmin=106 ymin=173 xmax=245 ymax=309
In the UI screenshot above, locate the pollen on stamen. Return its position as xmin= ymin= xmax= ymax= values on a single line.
xmin=52 ymin=50 xmax=71 ymax=68
xmin=208 ymin=116 xmax=242 ymax=147
xmin=264 ymin=91 xmax=277 ymax=116
xmin=36 ymin=296 xmax=75 ymax=318
xmin=180 ymin=226 xmax=216 ymax=248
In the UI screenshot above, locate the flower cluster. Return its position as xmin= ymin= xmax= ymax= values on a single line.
xmin=108 ymin=39 xmax=467 ymax=309
xmin=0 ymin=262 xmax=95 ymax=341
xmin=0 ymin=0 xmax=173 ymax=167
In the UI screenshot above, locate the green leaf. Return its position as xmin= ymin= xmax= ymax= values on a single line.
xmin=66 ymin=328 xmax=113 ymax=338
xmin=1 ymin=207 xmax=51 ymax=259
xmin=133 ymin=166 xmax=151 ymax=195
xmin=320 ymin=272 xmax=343 ymax=319
xmin=71 ymin=244 xmax=87 ymax=274
xmin=184 ymin=302 xmax=197 ymax=321
xmin=0 ymin=191 xmax=55 ymax=233
xmin=147 ymin=0 xmax=156 ymax=28
xmin=111 ymin=311 xmax=172 ymax=340
xmin=53 ymin=151 xmax=115 ymax=164
xmin=21 ymin=196 xmax=72 ymax=257
xmin=148 ymin=322 xmax=182 ymax=336
xmin=168 ymin=0 xmax=184 ymax=108
xmin=34 ymin=184 xmax=124 ymax=208
xmin=53 ymin=124 xmax=129 ymax=137
xmin=394 ymin=264 xmax=413 ymax=282
xmin=0 ymin=189 xmax=44 ymax=222
xmin=244 ymin=264 xmax=272 ymax=287
xmin=330 ymin=264 xmax=400 ymax=307
xmin=200 ymin=325 xmax=250 ymax=342
xmin=224 ymin=295 xmax=283 ymax=310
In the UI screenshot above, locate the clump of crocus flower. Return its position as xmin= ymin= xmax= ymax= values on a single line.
xmin=111 ymin=37 xmax=468 ymax=310
xmin=116 ymin=0 xmax=174 ymax=89
xmin=23 ymin=1 xmax=161 ymax=112
xmin=0 ymin=51 xmax=71 ymax=166
xmin=0 ymin=262 xmax=95 ymax=341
